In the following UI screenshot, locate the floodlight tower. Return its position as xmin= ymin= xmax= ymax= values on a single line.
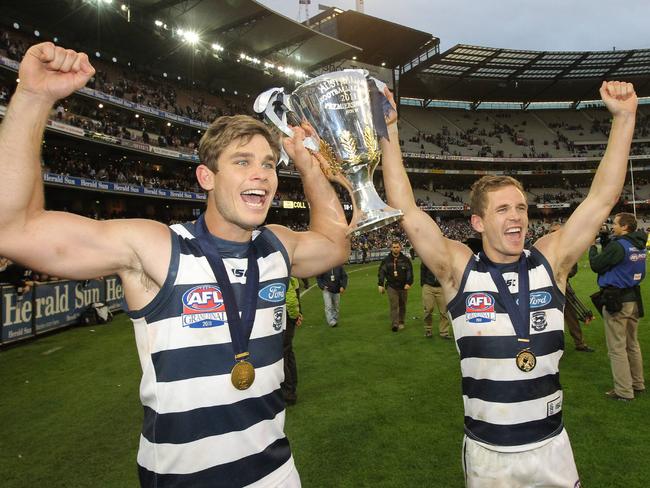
xmin=298 ymin=0 xmax=311 ymax=24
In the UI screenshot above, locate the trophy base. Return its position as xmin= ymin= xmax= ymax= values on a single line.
xmin=348 ymin=207 xmax=404 ymax=236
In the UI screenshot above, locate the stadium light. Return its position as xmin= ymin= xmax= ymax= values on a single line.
xmin=12 ymin=22 xmax=19 ymax=29
xmin=34 ymin=30 xmax=40 ymax=37
xmin=211 ymin=43 xmax=224 ymax=52
xmin=95 ymin=51 xmax=101 ymax=58
xmin=98 ymin=103 xmax=103 ymax=108
xmin=135 ymin=114 xmax=139 ymax=118
xmin=112 ymin=57 xmax=117 ymax=63
xmin=381 ymin=62 xmax=386 ymax=67
xmin=184 ymin=31 xmax=199 ymax=44
xmin=154 ymin=20 xmax=163 ymax=27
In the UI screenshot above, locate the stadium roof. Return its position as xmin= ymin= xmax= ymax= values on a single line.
xmin=307 ymin=7 xmax=439 ymax=69
xmin=2 ymin=0 xmax=361 ymax=90
xmin=122 ymin=0 xmax=361 ymax=69
xmin=399 ymin=44 xmax=650 ymax=103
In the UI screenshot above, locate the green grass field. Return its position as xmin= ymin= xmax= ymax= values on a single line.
xmin=1 ymin=255 xmax=648 ymax=487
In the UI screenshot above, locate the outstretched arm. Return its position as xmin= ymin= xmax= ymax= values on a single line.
xmin=0 ymin=43 xmax=170 ymax=287
xmin=536 ymin=81 xmax=637 ymax=279
xmin=380 ymin=90 xmax=471 ymax=294
xmin=268 ymin=125 xmax=350 ymax=278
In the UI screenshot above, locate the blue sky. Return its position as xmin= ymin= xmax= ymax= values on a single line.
xmin=258 ymin=0 xmax=650 ymax=53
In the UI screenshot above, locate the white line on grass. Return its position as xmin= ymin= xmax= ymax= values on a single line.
xmin=300 ymin=265 xmax=377 ymax=297
xmin=42 ymin=346 xmax=64 ymax=355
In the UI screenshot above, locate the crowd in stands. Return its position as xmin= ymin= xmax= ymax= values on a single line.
xmin=0 ymin=256 xmax=59 ymax=295
xmin=400 ymin=106 xmax=650 ymax=160
xmin=5 ymin=26 xmax=650 ymax=165
xmin=53 ymin=97 xmax=201 ymax=155
xmin=42 ymin=144 xmax=201 ymax=193
xmin=2 ymin=26 xmax=650 ymax=256
xmin=0 ymin=28 xmax=252 ymax=125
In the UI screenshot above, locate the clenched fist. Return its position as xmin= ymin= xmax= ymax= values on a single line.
xmin=17 ymin=42 xmax=95 ymax=104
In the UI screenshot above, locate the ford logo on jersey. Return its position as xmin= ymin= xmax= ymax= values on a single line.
xmin=529 ymin=291 xmax=552 ymax=309
xmin=465 ymin=292 xmax=496 ymax=323
xmin=181 ymin=285 xmax=227 ymax=328
xmin=258 ymin=283 xmax=286 ymax=303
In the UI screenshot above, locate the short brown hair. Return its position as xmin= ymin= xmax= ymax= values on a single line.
xmin=470 ymin=176 xmax=526 ymax=216
xmin=198 ymin=115 xmax=281 ymax=172
xmin=615 ymin=212 xmax=637 ymax=232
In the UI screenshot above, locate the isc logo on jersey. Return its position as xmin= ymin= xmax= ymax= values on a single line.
xmin=465 ymin=293 xmax=496 ymax=323
xmin=181 ymin=285 xmax=227 ymax=328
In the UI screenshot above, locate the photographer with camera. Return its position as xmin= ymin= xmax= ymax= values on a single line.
xmin=589 ymin=213 xmax=647 ymax=401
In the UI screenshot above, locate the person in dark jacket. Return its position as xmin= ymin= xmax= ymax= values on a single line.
xmin=589 ymin=212 xmax=647 ymax=401
xmin=378 ymin=241 xmax=413 ymax=332
xmin=316 ymin=266 xmax=348 ymax=327
xmin=421 ymin=262 xmax=451 ymax=339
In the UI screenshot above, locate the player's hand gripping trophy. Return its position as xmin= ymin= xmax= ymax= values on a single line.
xmin=254 ymin=70 xmax=403 ymax=235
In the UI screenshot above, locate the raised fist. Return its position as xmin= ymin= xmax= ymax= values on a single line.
xmin=17 ymin=42 xmax=95 ymax=104
xmin=599 ymin=81 xmax=637 ymax=118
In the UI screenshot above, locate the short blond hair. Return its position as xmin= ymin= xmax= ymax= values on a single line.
xmin=198 ymin=115 xmax=280 ymax=172
xmin=470 ymin=176 xmax=525 ymax=216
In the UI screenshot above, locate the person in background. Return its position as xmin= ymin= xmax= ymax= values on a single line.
xmin=378 ymin=241 xmax=413 ymax=332
xmin=282 ymin=277 xmax=302 ymax=405
xmin=316 ymin=266 xmax=348 ymax=327
xmin=589 ymin=212 xmax=646 ymax=401
xmin=420 ymin=261 xmax=452 ymax=340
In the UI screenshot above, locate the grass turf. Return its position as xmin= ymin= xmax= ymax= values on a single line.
xmin=0 ymin=255 xmax=648 ymax=487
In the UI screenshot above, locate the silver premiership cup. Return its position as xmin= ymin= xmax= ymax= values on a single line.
xmin=255 ymin=70 xmax=403 ymax=235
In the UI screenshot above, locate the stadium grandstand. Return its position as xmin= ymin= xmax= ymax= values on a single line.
xmin=1 ymin=0 xmax=649 ymax=247
xmin=2 ymin=1 xmax=650 ymax=487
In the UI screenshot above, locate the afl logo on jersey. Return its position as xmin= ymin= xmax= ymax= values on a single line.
xmin=181 ymin=285 xmax=227 ymax=328
xmin=259 ymin=283 xmax=286 ymax=303
xmin=465 ymin=293 xmax=496 ymax=323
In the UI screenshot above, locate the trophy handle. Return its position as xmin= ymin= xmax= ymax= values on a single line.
xmin=253 ymin=88 xmax=318 ymax=165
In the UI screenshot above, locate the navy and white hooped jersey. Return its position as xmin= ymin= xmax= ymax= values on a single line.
xmin=447 ymin=248 xmax=565 ymax=452
xmin=127 ymin=221 xmax=295 ymax=487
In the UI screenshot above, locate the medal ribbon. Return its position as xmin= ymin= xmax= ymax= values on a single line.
xmin=193 ymin=214 xmax=259 ymax=359
xmin=480 ymin=252 xmax=530 ymax=343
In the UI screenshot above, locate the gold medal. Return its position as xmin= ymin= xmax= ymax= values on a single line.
xmin=231 ymin=360 xmax=255 ymax=390
xmin=515 ymin=349 xmax=536 ymax=372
